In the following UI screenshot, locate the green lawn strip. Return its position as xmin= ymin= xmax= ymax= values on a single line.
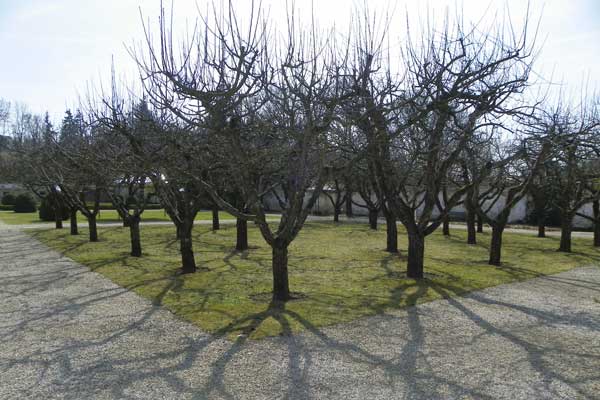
xmin=30 ymin=221 xmax=600 ymax=340
xmin=0 ymin=210 xmax=234 ymax=225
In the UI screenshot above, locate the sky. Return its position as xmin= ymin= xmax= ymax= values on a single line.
xmin=0 ymin=0 xmax=599 ymax=124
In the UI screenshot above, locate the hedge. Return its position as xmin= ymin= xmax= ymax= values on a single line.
xmin=39 ymin=195 xmax=70 ymax=222
xmin=14 ymin=194 xmax=37 ymax=213
xmin=1 ymin=193 xmax=16 ymax=206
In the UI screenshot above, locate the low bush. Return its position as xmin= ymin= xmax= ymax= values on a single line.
xmin=1 ymin=193 xmax=16 ymax=205
xmin=39 ymin=195 xmax=70 ymax=221
xmin=13 ymin=194 xmax=37 ymax=213
xmin=526 ymin=204 xmax=561 ymax=227
xmin=0 ymin=204 xmax=14 ymax=211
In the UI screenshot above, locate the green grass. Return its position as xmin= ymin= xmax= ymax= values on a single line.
xmin=31 ymin=222 xmax=600 ymax=339
xmin=0 ymin=209 xmax=234 ymax=225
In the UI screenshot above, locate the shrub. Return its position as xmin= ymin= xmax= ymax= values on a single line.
xmin=1 ymin=193 xmax=16 ymax=205
xmin=39 ymin=194 xmax=70 ymax=221
xmin=13 ymin=194 xmax=37 ymax=213
xmin=526 ymin=202 xmax=561 ymax=227
xmin=0 ymin=204 xmax=14 ymax=211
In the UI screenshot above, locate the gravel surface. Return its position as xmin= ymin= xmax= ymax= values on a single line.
xmin=1 ymin=221 xmax=599 ymax=399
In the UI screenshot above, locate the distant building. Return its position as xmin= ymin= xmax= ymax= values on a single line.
xmin=0 ymin=135 xmax=10 ymax=149
xmin=0 ymin=183 xmax=24 ymax=199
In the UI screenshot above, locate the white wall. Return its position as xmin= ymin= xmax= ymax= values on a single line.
xmin=262 ymin=188 xmax=595 ymax=228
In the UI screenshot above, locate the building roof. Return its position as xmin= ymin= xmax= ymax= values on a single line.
xmin=0 ymin=183 xmax=21 ymax=190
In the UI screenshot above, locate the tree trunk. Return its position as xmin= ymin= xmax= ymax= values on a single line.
xmin=442 ymin=215 xmax=450 ymax=236
xmin=236 ymin=217 xmax=248 ymax=251
xmin=272 ymin=245 xmax=290 ymax=301
xmin=345 ymin=194 xmax=353 ymax=218
xmin=179 ymin=224 xmax=197 ymax=273
xmin=212 ymin=206 xmax=220 ymax=231
xmin=50 ymin=199 xmax=63 ymax=229
xmin=488 ymin=225 xmax=504 ymax=266
xmin=333 ymin=206 xmax=340 ymax=222
xmin=466 ymin=210 xmax=476 ymax=244
xmin=407 ymin=232 xmax=425 ymax=279
xmin=538 ymin=223 xmax=546 ymax=238
xmin=88 ymin=214 xmax=98 ymax=242
xmin=55 ymin=213 xmax=63 ymax=229
xmin=477 ymin=215 xmax=483 ymax=233
xmin=536 ymin=203 xmax=546 ymax=237
xmin=558 ymin=214 xmax=573 ymax=253
xmin=69 ymin=209 xmax=78 ymax=235
xmin=594 ymin=200 xmax=600 ymax=247
xmin=368 ymin=209 xmax=378 ymax=230
xmin=385 ymin=213 xmax=398 ymax=253
xmin=129 ymin=217 xmax=142 ymax=257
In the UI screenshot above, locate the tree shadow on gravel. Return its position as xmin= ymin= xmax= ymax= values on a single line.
xmin=184 ymin=280 xmax=506 ymax=400
xmin=4 ymin=263 xmax=598 ymax=399
xmin=0 ymin=265 xmax=496 ymax=400
xmin=4 ymin=227 xmax=600 ymax=399
xmin=428 ymin=280 xmax=600 ymax=400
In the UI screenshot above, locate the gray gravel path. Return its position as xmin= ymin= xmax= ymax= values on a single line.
xmin=1 ymin=221 xmax=599 ymax=399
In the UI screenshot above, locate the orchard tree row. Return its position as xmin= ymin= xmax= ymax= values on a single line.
xmin=1 ymin=3 xmax=599 ymax=301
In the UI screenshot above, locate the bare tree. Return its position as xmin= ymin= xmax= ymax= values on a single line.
xmin=59 ymin=109 xmax=90 ymax=234
xmin=352 ymin=174 xmax=381 ymax=230
xmin=461 ymin=171 xmax=479 ymax=244
xmin=131 ymin=2 xmax=348 ymax=300
xmin=538 ymin=100 xmax=600 ymax=252
xmin=573 ymin=186 xmax=600 ymax=247
xmin=476 ymin=214 xmax=484 ymax=233
xmin=91 ymin=88 xmax=209 ymax=271
xmin=323 ymin=178 xmax=347 ymax=223
xmin=95 ymin=128 xmax=151 ymax=257
xmin=50 ymin=125 xmax=107 ymax=242
xmin=0 ymin=98 xmax=10 ymax=136
xmin=458 ymin=138 xmax=497 ymax=245
xmin=468 ymin=137 xmax=549 ymax=265
xmin=347 ymin=10 xmax=536 ymax=278
xmin=529 ymin=177 xmax=552 ymax=238
xmin=8 ymin=109 xmax=73 ymax=230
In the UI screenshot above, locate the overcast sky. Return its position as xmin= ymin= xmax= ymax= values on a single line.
xmin=1 ymin=0 xmax=599 ymax=122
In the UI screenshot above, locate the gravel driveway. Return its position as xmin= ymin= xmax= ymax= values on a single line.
xmin=1 ymin=222 xmax=599 ymax=399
